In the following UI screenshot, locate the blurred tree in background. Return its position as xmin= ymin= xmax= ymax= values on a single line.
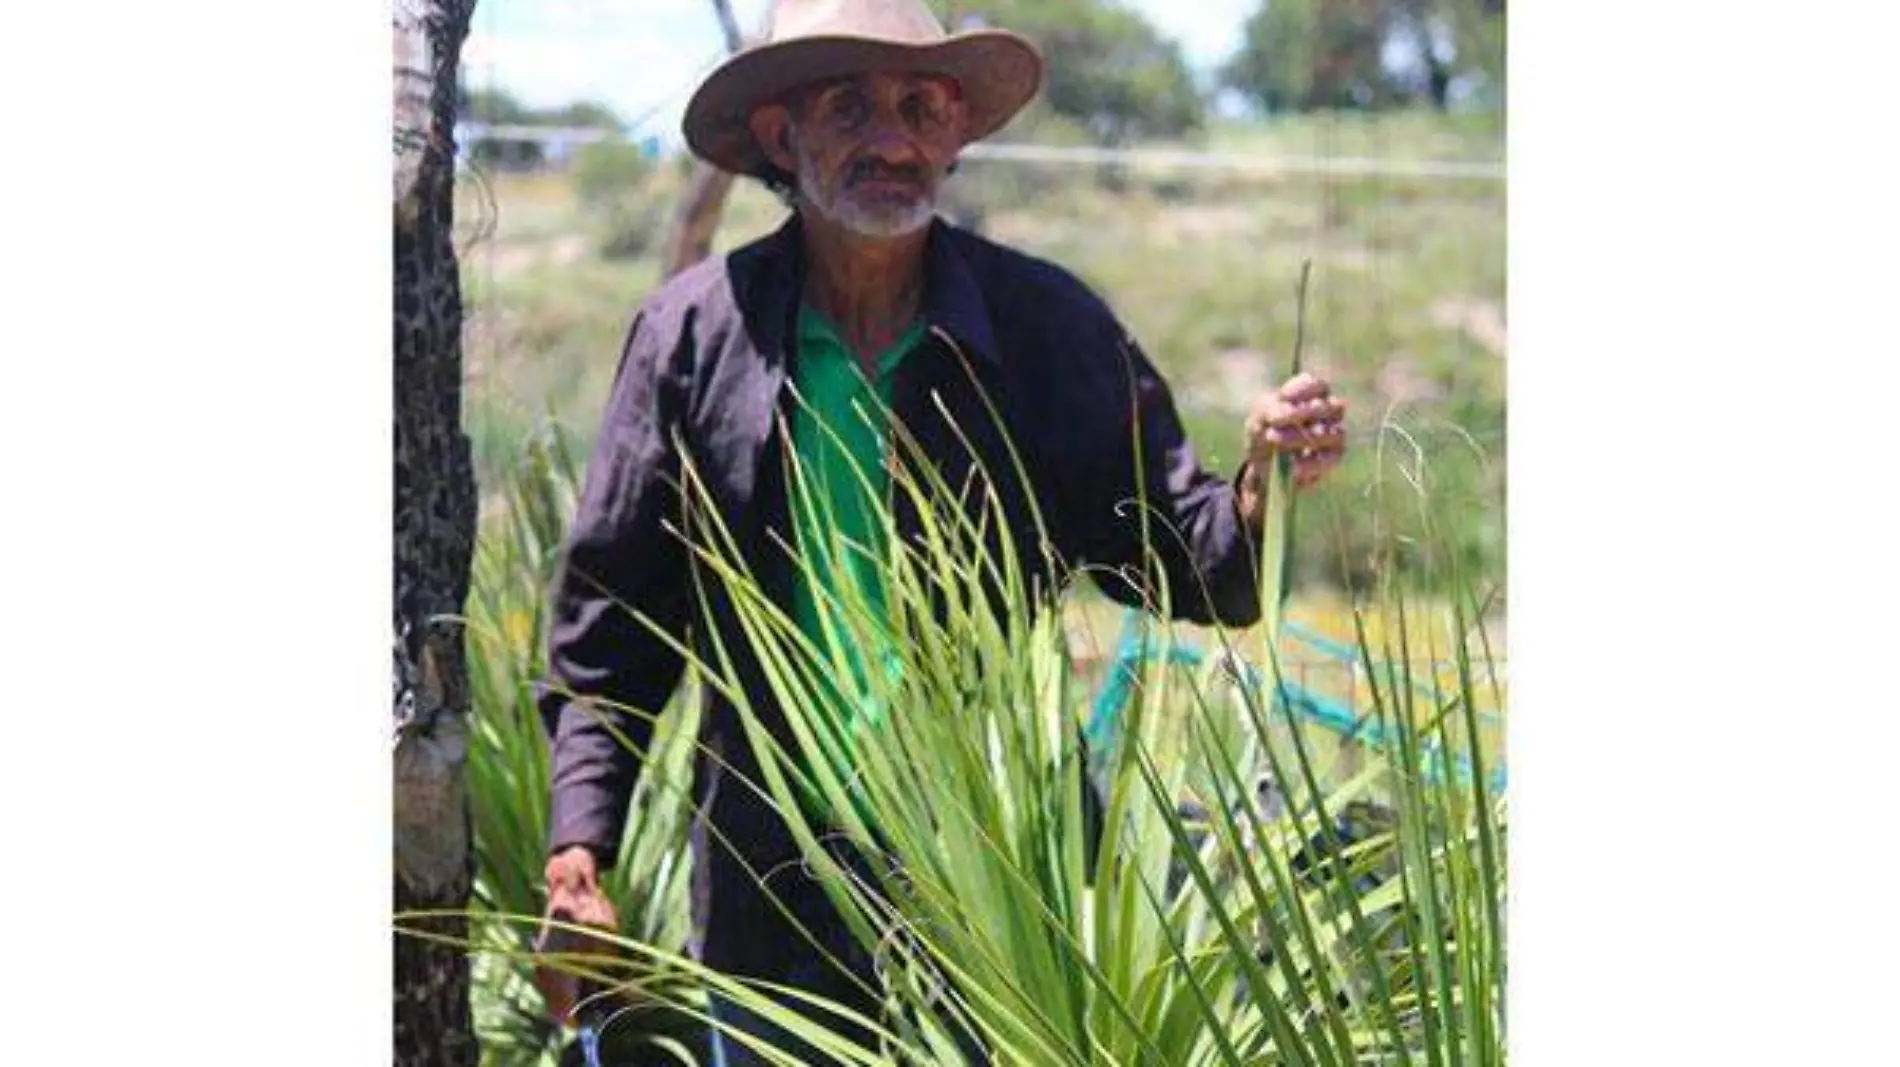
xmin=953 ymin=0 xmax=1205 ymax=144
xmin=457 ymin=85 xmax=626 ymax=130
xmin=1222 ymin=0 xmax=1505 ymax=113
xmin=572 ymin=139 xmax=667 ymax=259
xmin=458 ymin=85 xmax=536 ymax=125
xmin=541 ymin=99 xmax=625 ymax=129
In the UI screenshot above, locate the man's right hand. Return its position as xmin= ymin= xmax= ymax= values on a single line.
xmin=532 ymin=845 xmax=622 ymax=1027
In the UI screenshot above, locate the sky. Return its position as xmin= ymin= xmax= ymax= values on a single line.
xmin=460 ymin=0 xmax=1258 ymax=143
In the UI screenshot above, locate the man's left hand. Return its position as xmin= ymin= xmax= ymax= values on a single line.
xmin=1238 ymin=372 xmax=1347 ymax=522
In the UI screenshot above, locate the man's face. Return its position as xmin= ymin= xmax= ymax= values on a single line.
xmin=756 ymin=71 xmax=967 ymax=238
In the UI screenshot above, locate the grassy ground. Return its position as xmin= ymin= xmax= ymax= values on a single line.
xmin=454 ymin=106 xmax=1506 ymax=648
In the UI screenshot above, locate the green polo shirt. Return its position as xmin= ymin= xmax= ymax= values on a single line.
xmin=786 ymin=306 xmax=925 ymax=812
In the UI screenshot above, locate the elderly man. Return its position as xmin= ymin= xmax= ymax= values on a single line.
xmin=534 ymin=0 xmax=1347 ymax=1061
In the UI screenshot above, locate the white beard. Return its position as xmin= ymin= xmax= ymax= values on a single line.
xmin=795 ymin=143 xmax=937 ymax=238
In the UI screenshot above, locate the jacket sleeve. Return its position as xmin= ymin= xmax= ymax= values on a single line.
xmin=1079 ymin=326 xmax=1264 ymax=629
xmin=537 ymin=310 xmax=693 ymax=867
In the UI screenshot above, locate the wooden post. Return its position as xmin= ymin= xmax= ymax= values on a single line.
xmin=659 ymin=0 xmax=753 ymax=278
xmin=659 ymin=165 xmax=742 ymax=278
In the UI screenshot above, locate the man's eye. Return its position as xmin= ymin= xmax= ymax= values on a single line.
xmin=829 ymin=92 xmax=869 ymax=125
xmin=902 ymin=94 xmax=941 ymax=126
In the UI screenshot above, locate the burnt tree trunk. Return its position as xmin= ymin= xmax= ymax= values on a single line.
xmin=393 ymin=2 xmax=479 ymax=1065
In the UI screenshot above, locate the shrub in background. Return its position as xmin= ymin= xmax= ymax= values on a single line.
xmin=572 ymin=140 xmax=666 ymax=261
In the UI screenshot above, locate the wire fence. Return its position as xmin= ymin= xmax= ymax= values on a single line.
xmin=453 ymin=121 xmax=1504 ymax=182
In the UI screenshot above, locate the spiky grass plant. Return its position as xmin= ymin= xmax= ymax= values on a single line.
xmin=459 ymin=427 xmax=706 ymax=1066
xmin=602 ymin=353 xmax=1498 ymax=1062
xmin=412 ymin=355 xmax=1507 ymax=1066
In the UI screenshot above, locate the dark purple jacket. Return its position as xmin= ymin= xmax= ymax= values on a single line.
xmin=539 ymin=214 xmax=1262 ymax=975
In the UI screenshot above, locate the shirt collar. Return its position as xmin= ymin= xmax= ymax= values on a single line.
xmin=919 ymin=219 xmax=1002 ymax=367
xmin=796 ymin=302 xmax=926 ymax=377
xmin=752 ymin=214 xmax=1003 ymax=368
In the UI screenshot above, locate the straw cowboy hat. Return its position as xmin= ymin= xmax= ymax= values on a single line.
xmin=682 ymin=0 xmax=1044 ymax=176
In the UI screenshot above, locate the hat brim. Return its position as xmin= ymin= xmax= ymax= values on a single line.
xmin=682 ymin=30 xmax=1043 ymax=176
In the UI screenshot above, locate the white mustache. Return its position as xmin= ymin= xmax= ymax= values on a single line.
xmin=846 ymin=162 xmax=926 ymax=188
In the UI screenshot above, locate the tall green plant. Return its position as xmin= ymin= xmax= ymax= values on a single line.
xmin=598 ymin=374 xmax=1500 ymax=1062
xmin=413 ymin=393 xmax=1507 ymax=1066
xmin=460 ymin=426 xmax=705 ymax=1066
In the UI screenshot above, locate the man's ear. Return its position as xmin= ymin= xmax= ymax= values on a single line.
xmin=748 ymin=105 xmax=796 ymax=173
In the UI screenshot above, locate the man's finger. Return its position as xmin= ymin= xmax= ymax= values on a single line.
xmin=1292 ymin=449 xmax=1344 ymax=487
xmin=1263 ymin=421 xmax=1346 ymax=451
xmin=1277 ymin=373 xmax=1331 ymax=404
xmin=1263 ymin=395 xmax=1346 ymax=429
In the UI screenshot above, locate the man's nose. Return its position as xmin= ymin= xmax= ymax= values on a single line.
xmin=857 ymin=110 xmax=925 ymax=162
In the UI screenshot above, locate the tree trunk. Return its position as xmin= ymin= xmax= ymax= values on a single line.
xmin=1400 ymin=0 xmax=1452 ymax=111
xmin=659 ymin=164 xmax=740 ymax=278
xmin=658 ymin=0 xmax=752 ymax=279
xmin=393 ymin=2 xmax=479 ymax=1065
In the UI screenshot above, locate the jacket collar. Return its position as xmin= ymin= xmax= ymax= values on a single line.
xmin=746 ymin=213 xmax=1002 ymax=367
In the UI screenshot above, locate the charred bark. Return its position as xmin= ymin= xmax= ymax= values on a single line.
xmin=393 ymin=2 xmax=479 ymax=1064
